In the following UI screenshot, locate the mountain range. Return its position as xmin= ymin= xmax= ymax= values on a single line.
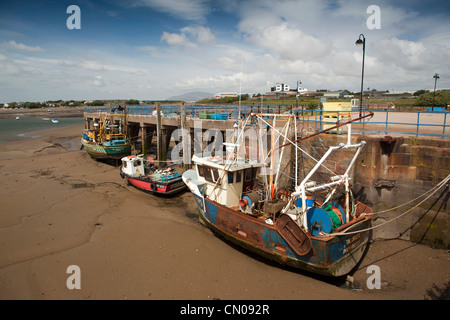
xmin=167 ymin=91 xmax=214 ymax=102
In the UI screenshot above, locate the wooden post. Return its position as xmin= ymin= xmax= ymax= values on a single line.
xmin=180 ymin=102 xmax=190 ymax=169
xmin=141 ymin=125 xmax=147 ymax=157
xmin=156 ymin=103 xmax=164 ymax=161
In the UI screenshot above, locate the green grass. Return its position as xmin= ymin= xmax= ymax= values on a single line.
xmin=197 ymin=96 xmax=427 ymax=109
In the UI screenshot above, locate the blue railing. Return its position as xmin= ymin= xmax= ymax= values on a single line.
xmin=84 ymin=105 xmax=449 ymax=139
xmin=360 ymin=109 xmax=449 ymax=139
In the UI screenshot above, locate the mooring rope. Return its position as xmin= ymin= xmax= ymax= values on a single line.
xmin=325 ymin=174 xmax=450 ymax=236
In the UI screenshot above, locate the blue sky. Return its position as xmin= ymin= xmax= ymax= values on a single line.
xmin=0 ymin=0 xmax=449 ymax=103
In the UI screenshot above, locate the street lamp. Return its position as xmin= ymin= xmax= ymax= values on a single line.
xmin=432 ymin=73 xmax=440 ymax=111
xmin=296 ymin=80 xmax=302 ymax=115
xmin=356 ymin=34 xmax=366 ymax=117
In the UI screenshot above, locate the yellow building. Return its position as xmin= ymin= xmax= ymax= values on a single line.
xmin=322 ymin=102 xmax=352 ymax=133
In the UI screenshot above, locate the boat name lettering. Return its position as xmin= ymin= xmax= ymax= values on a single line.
xmin=169 ymin=181 xmax=185 ymax=189
xmin=343 ymin=234 xmax=361 ymax=254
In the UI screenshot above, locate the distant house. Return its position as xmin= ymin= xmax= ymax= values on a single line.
xmin=362 ymin=90 xmax=388 ymax=98
xmin=323 ymin=91 xmax=341 ymax=99
xmin=381 ymin=92 xmax=414 ymax=99
xmin=271 ymin=83 xmax=290 ymax=92
xmin=323 ymin=90 xmax=352 ymax=99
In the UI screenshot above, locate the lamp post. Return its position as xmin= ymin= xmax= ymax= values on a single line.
xmin=355 ymin=34 xmax=366 ymax=118
xmin=296 ymin=80 xmax=302 ymax=115
xmin=432 ymin=73 xmax=440 ymax=111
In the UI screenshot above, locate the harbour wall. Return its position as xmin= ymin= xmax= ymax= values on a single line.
xmin=303 ymin=134 xmax=449 ymax=249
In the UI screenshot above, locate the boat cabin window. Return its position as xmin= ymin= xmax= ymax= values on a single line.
xmin=203 ymin=166 xmax=220 ymax=183
xmin=228 ymin=172 xmax=234 ymax=184
xmin=212 ymin=168 xmax=219 ymax=182
xmin=236 ymin=171 xmax=242 ymax=183
xmin=244 ymin=168 xmax=253 ymax=182
xmin=123 ymin=162 xmax=128 ymax=168
xmin=133 ymin=160 xmax=141 ymax=167
xmin=242 ymin=168 xmax=257 ymax=191
xmin=197 ymin=165 xmax=205 ymax=178
xmin=203 ymin=166 xmax=213 ymax=182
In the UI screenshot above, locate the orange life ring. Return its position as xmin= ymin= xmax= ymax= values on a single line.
xmin=208 ymin=156 xmax=221 ymax=162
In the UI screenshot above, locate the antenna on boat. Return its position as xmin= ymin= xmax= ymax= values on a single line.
xmin=238 ymin=54 xmax=243 ymax=121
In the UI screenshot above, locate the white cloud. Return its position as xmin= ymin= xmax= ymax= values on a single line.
xmin=174 ymin=71 xmax=265 ymax=92
xmin=94 ymin=75 xmax=105 ymax=87
xmin=229 ymin=0 xmax=450 ymax=91
xmin=78 ymin=58 xmax=146 ymax=75
xmin=161 ymin=31 xmax=196 ymax=48
xmin=128 ymin=0 xmax=210 ymax=21
xmin=135 ymin=45 xmax=159 ymax=55
xmin=161 ymin=26 xmax=215 ymax=49
xmin=2 ymin=0 xmax=450 ymax=103
xmin=2 ymin=40 xmax=44 ymax=52
xmin=181 ymin=26 xmax=215 ymax=44
xmin=243 ymin=22 xmax=331 ymax=61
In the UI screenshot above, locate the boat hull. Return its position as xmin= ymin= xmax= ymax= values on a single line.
xmin=121 ymin=169 xmax=186 ymax=195
xmin=81 ymin=138 xmax=131 ymax=160
xmin=195 ymin=194 xmax=372 ymax=277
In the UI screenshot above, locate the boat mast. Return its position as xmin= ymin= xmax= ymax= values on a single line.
xmin=270 ymin=115 xmax=276 ymax=200
xmin=295 ymin=113 xmax=298 ymax=188
xmin=273 ymin=117 xmax=291 ymax=194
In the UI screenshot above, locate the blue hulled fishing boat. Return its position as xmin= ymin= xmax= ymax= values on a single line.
xmin=182 ymin=112 xmax=374 ymax=277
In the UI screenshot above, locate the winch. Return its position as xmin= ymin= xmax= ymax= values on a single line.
xmin=306 ymin=202 xmax=345 ymax=236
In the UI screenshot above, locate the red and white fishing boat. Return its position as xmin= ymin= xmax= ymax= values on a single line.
xmin=120 ymin=155 xmax=186 ymax=195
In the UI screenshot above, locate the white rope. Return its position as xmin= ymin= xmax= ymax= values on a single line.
xmin=256 ymin=114 xmax=336 ymax=175
xmin=324 ymin=174 xmax=450 ymax=236
xmin=372 ymin=175 xmax=450 ymax=215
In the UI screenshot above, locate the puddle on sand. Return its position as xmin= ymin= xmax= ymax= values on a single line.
xmin=58 ymin=138 xmax=80 ymax=151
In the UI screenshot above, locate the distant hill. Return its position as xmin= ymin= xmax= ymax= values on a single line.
xmin=167 ymin=91 xmax=214 ymax=102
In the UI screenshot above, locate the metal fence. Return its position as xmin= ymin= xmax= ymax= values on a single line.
xmin=84 ymin=104 xmax=449 ymax=139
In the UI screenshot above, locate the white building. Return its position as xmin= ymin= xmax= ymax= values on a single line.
xmin=272 ymin=83 xmax=290 ymax=92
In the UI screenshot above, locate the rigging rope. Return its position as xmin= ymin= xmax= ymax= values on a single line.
xmin=325 ymin=174 xmax=450 ymax=236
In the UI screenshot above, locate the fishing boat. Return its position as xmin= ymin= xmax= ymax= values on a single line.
xmin=52 ymin=118 xmax=59 ymax=123
xmin=182 ymin=112 xmax=374 ymax=277
xmin=120 ymin=155 xmax=186 ymax=195
xmin=81 ymin=107 xmax=131 ymax=160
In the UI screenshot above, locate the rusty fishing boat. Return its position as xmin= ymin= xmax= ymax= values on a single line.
xmin=182 ymin=112 xmax=374 ymax=277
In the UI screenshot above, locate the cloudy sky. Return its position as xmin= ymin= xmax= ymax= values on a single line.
xmin=0 ymin=0 xmax=449 ymax=103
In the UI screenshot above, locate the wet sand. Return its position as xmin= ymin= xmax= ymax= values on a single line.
xmin=0 ymin=124 xmax=449 ymax=300
xmin=0 ymin=106 xmax=83 ymax=119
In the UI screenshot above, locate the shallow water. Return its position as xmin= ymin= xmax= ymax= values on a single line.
xmin=0 ymin=117 xmax=84 ymax=143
